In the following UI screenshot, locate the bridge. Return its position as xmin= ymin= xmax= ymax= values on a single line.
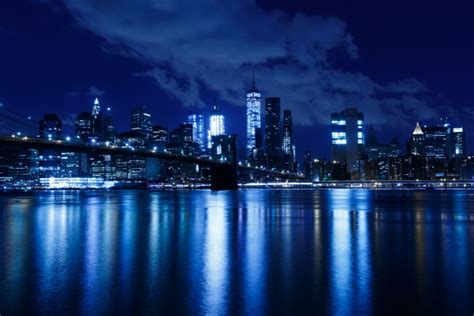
xmin=0 ymin=135 xmax=303 ymax=190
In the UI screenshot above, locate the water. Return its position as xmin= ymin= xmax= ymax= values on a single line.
xmin=1 ymin=189 xmax=474 ymax=315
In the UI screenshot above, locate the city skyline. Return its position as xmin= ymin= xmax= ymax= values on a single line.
xmin=1 ymin=1 xmax=473 ymax=160
xmin=2 ymin=2 xmax=474 ymax=315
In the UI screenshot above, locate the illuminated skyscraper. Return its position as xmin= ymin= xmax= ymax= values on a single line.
xmin=282 ymin=109 xmax=295 ymax=171
xmin=131 ymin=106 xmax=153 ymax=138
xmin=451 ymin=127 xmax=465 ymax=157
xmin=75 ymin=112 xmax=92 ymax=142
xmin=282 ymin=110 xmax=293 ymax=155
xmin=91 ymin=97 xmax=103 ymax=139
xmin=187 ymin=114 xmax=205 ymax=152
xmin=410 ymin=122 xmax=425 ymax=155
xmin=207 ymin=105 xmax=225 ymax=149
xmin=246 ymin=74 xmax=261 ymax=158
xmin=331 ymin=108 xmax=364 ymax=174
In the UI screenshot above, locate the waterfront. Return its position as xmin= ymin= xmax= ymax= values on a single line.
xmin=1 ymin=189 xmax=474 ymax=315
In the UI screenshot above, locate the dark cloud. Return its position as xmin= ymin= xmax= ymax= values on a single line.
xmin=46 ymin=0 xmax=440 ymax=126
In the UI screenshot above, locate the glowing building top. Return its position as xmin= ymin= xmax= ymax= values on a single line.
xmin=413 ymin=122 xmax=424 ymax=135
xmin=92 ymin=97 xmax=101 ymax=117
xmin=208 ymin=105 xmax=225 ymax=149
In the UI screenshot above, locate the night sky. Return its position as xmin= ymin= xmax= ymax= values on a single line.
xmin=0 ymin=0 xmax=473 ymax=160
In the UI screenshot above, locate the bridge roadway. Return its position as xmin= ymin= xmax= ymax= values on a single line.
xmin=0 ymin=135 xmax=303 ymax=190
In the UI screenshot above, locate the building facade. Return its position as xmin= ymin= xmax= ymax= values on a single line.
xmin=265 ymin=97 xmax=281 ymax=169
xmin=207 ymin=105 xmax=225 ymax=149
xmin=331 ymin=108 xmax=364 ymax=176
xmin=246 ymin=81 xmax=262 ymax=158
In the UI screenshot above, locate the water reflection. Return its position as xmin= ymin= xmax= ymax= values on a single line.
xmin=0 ymin=189 xmax=474 ymax=315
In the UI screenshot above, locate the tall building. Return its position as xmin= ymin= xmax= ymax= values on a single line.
xmin=187 ymin=114 xmax=205 ymax=152
xmin=410 ymin=122 xmax=425 ymax=155
xmin=169 ymin=123 xmax=195 ymax=156
xmin=91 ymin=98 xmax=103 ymax=139
xmin=39 ymin=113 xmax=62 ymax=140
xmin=151 ymin=125 xmax=168 ymax=152
xmin=330 ymin=108 xmax=364 ymax=175
xmin=207 ymin=105 xmax=225 ymax=149
xmin=103 ymin=107 xmax=115 ymax=143
xmin=282 ymin=109 xmax=295 ymax=171
xmin=246 ymin=75 xmax=262 ymax=158
xmin=131 ymin=106 xmax=153 ymax=138
xmin=423 ymin=125 xmax=448 ymax=159
xmin=282 ymin=110 xmax=293 ymax=155
xmin=450 ymin=127 xmax=465 ymax=158
xmin=75 ymin=112 xmax=92 ymax=142
xmin=265 ymin=97 xmax=281 ymax=169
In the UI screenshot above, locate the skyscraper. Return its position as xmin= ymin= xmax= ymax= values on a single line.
xmin=423 ymin=125 xmax=448 ymax=159
xmin=282 ymin=109 xmax=295 ymax=171
xmin=39 ymin=113 xmax=62 ymax=140
xmin=331 ymin=108 xmax=364 ymax=174
xmin=151 ymin=125 xmax=168 ymax=152
xmin=75 ymin=112 xmax=92 ymax=142
xmin=91 ymin=97 xmax=103 ymax=139
xmin=187 ymin=114 xmax=205 ymax=152
xmin=131 ymin=106 xmax=153 ymax=138
xmin=103 ymin=107 xmax=115 ymax=143
xmin=282 ymin=110 xmax=293 ymax=155
xmin=410 ymin=122 xmax=425 ymax=155
xmin=207 ymin=105 xmax=225 ymax=149
xmin=246 ymin=74 xmax=262 ymax=158
xmin=265 ymin=97 xmax=281 ymax=169
xmin=451 ymin=127 xmax=465 ymax=157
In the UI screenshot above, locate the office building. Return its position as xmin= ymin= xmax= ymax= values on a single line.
xmin=91 ymin=98 xmax=103 ymax=139
xmin=39 ymin=113 xmax=62 ymax=140
xmin=265 ymin=97 xmax=281 ymax=169
xmin=131 ymin=106 xmax=153 ymax=138
xmin=207 ymin=105 xmax=225 ymax=149
xmin=103 ymin=106 xmax=115 ymax=143
xmin=450 ymin=127 xmax=465 ymax=158
xmin=187 ymin=114 xmax=205 ymax=152
xmin=75 ymin=112 xmax=92 ymax=142
xmin=246 ymin=76 xmax=262 ymax=158
xmin=150 ymin=125 xmax=168 ymax=152
xmin=331 ymin=108 xmax=364 ymax=175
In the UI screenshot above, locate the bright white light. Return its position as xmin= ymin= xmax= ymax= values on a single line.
xmin=246 ymin=90 xmax=261 ymax=155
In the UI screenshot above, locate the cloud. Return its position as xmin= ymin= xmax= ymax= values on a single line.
xmin=67 ymin=86 xmax=105 ymax=97
xmin=87 ymin=86 xmax=105 ymax=96
xmin=47 ymin=0 xmax=440 ymax=126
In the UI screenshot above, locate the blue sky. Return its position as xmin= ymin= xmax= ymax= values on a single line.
xmin=0 ymin=0 xmax=473 ymax=159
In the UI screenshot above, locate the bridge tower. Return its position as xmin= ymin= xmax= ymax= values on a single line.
xmin=210 ymin=164 xmax=238 ymax=191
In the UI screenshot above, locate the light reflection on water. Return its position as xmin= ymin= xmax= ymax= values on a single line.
xmin=1 ymin=189 xmax=474 ymax=315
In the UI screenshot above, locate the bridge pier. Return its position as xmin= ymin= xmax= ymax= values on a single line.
xmin=210 ymin=164 xmax=238 ymax=191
